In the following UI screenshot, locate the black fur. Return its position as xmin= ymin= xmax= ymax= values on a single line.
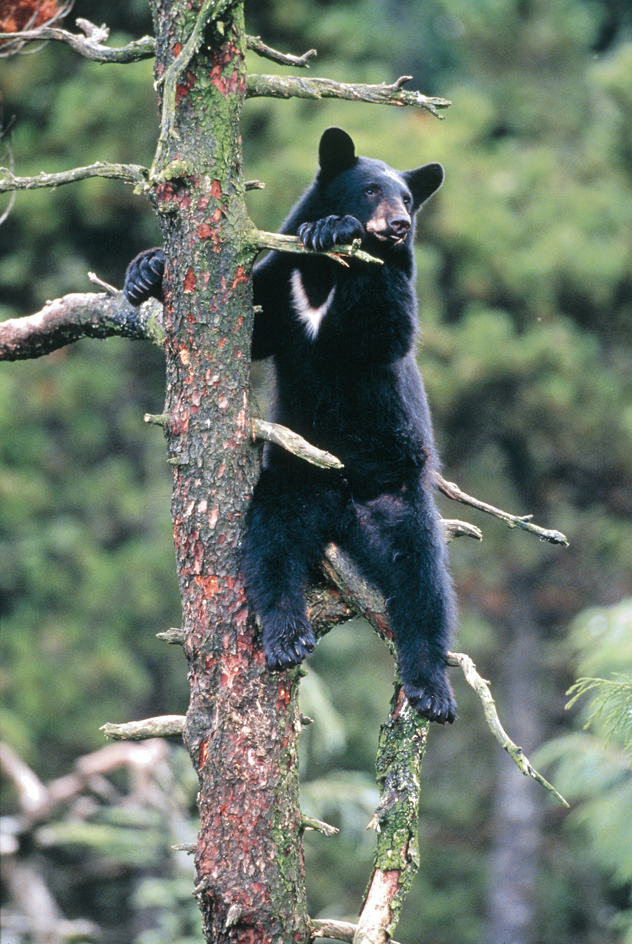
xmin=124 ymin=128 xmax=457 ymax=723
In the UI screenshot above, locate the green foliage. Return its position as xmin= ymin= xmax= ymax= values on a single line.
xmin=537 ymin=602 xmax=632 ymax=937
xmin=0 ymin=341 xmax=184 ymax=775
xmin=567 ymin=675 xmax=632 ymax=759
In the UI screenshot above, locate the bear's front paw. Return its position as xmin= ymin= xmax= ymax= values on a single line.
xmin=262 ymin=615 xmax=316 ymax=671
xmin=124 ymin=248 xmax=165 ymax=306
xmin=403 ymin=673 xmax=457 ymax=725
xmin=298 ymin=215 xmax=365 ymax=253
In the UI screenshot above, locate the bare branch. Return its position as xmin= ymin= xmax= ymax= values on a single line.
xmin=310 ymin=919 xmax=403 ymax=944
xmin=436 ymin=474 xmax=569 ymax=546
xmin=0 ymin=292 xmax=164 ymax=361
xmin=251 ymin=229 xmax=383 ymax=266
xmin=448 ymin=652 xmax=569 ymax=807
xmin=0 ymin=125 xmax=16 ymax=224
xmin=156 ymin=627 xmax=187 ymax=645
xmin=321 ymin=546 xmax=568 ymax=806
xmin=0 ymin=160 xmax=148 ymax=194
xmin=443 ymin=518 xmax=483 ymax=542
xmin=0 ymin=742 xmax=48 ymax=816
xmin=246 ymin=35 xmax=317 ymax=69
xmin=246 ymin=74 xmax=451 ymax=118
xmin=252 ymin=418 xmax=344 ymax=470
xmin=100 ymin=715 xmax=186 ymax=741
xmin=0 ymin=19 xmax=156 ymax=62
xmin=301 ymin=814 xmax=339 ymax=836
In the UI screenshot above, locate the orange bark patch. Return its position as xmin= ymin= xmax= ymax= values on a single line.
xmin=198 ymin=738 xmax=209 ymax=768
xmin=176 ymin=70 xmax=196 ymax=104
xmin=209 ymin=44 xmax=243 ymax=96
xmin=183 ymin=268 xmax=197 ymax=294
xmin=232 ymin=265 xmax=248 ymax=287
xmin=196 ymin=574 xmax=220 ymax=598
xmin=210 ymin=179 xmax=222 ymax=200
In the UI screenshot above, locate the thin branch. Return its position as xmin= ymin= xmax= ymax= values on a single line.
xmin=310 ymin=919 xmax=403 ymax=944
xmin=100 ymin=715 xmax=186 ymax=741
xmin=443 ymin=518 xmax=483 ymax=542
xmin=87 ymin=271 xmax=118 ymax=294
xmin=246 ymin=35 xmax=317 ymax=68
xmin=252 ymin=418 xmax=344 ymax=469
xmin=321 ymin=545 xmax=568 ymax=806
xmin=436 ymin=474 xmax=569 ymax=546
xmin=0 ymin=161 xmax=148 ymax=193
xmin=156 ymin=628 xmax=187 ymax=645
xmin=247 ymin=74 xmax=451 ymax=118
xmin=448 ymin=652 xmax=569 ymax=807
xmin=0 ymin=19 xmax=156 ymax=62
xmin=301 ymin=814 xmax=339 ymax=836
xmin=0 ymin=20 xmax=318 ymax=69
xmin=251 ymin=229 xmax=383 ymax=266
xmin=0 ymin=292 xmax=164 ymax=361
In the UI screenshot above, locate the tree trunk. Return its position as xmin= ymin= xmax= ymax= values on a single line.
xmin=150 ymin=2 xmax=309 ymax=940
xmin=487 ymin=592 xmax=543 ymax=944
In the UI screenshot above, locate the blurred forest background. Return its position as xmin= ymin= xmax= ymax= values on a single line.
xmin=1 ymin=0 xmax=631 ymax=942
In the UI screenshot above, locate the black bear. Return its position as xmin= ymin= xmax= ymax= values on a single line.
xmin=125 ymin=128 xmax=457 ymax=723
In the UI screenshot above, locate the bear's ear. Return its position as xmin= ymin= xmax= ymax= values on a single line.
xmin=403 ymin=163 xmax=445 ymax=210
xmin=318 ymin=127 xmax=357 ymax=180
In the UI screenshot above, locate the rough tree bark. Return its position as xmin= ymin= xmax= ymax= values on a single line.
xmin=146 ymin=3 xmax=311 ymax=941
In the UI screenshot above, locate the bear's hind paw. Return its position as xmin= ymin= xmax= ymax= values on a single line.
xmin=403 ymin=678 xmax=457 ymax=725
xmin=263 ymin=620 xmax=316 ymax=671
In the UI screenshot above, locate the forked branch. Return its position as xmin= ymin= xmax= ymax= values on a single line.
xmin=0 ymin=18 xmax=156 ymax=62
xmin=436 ymin=474 xmax=569 ymax=546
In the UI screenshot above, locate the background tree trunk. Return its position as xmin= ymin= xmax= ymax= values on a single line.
xmin=487 ymin=593 xmax=543 ymax=944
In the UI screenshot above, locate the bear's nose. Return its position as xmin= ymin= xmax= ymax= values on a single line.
xmin=389 ymin=217 xmax=410 ymax=236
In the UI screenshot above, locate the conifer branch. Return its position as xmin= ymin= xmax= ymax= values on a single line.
xmin=321 ymin=546 xmax=568 ymax=806
xmin=356 ymin=687 xmax=427 ymax=943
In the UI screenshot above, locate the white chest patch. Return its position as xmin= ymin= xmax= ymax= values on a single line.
xmin=290 ymin=269 xmax=335 ymax=339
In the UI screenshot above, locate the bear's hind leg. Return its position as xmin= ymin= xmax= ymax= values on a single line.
xmin=242 ymin=469 xmax=343 ymax=671
xmin=343 ymin=490 xmax=457 ymax=723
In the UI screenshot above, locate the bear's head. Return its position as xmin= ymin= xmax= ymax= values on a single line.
xmin=316 ymin=127 xmax=444 ymax=247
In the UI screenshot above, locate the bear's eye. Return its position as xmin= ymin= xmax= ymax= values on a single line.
xmin=365 ymin=185 xmax=380 ymax=196
xmin=403 ymin=194 xmax=412 ymax=206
